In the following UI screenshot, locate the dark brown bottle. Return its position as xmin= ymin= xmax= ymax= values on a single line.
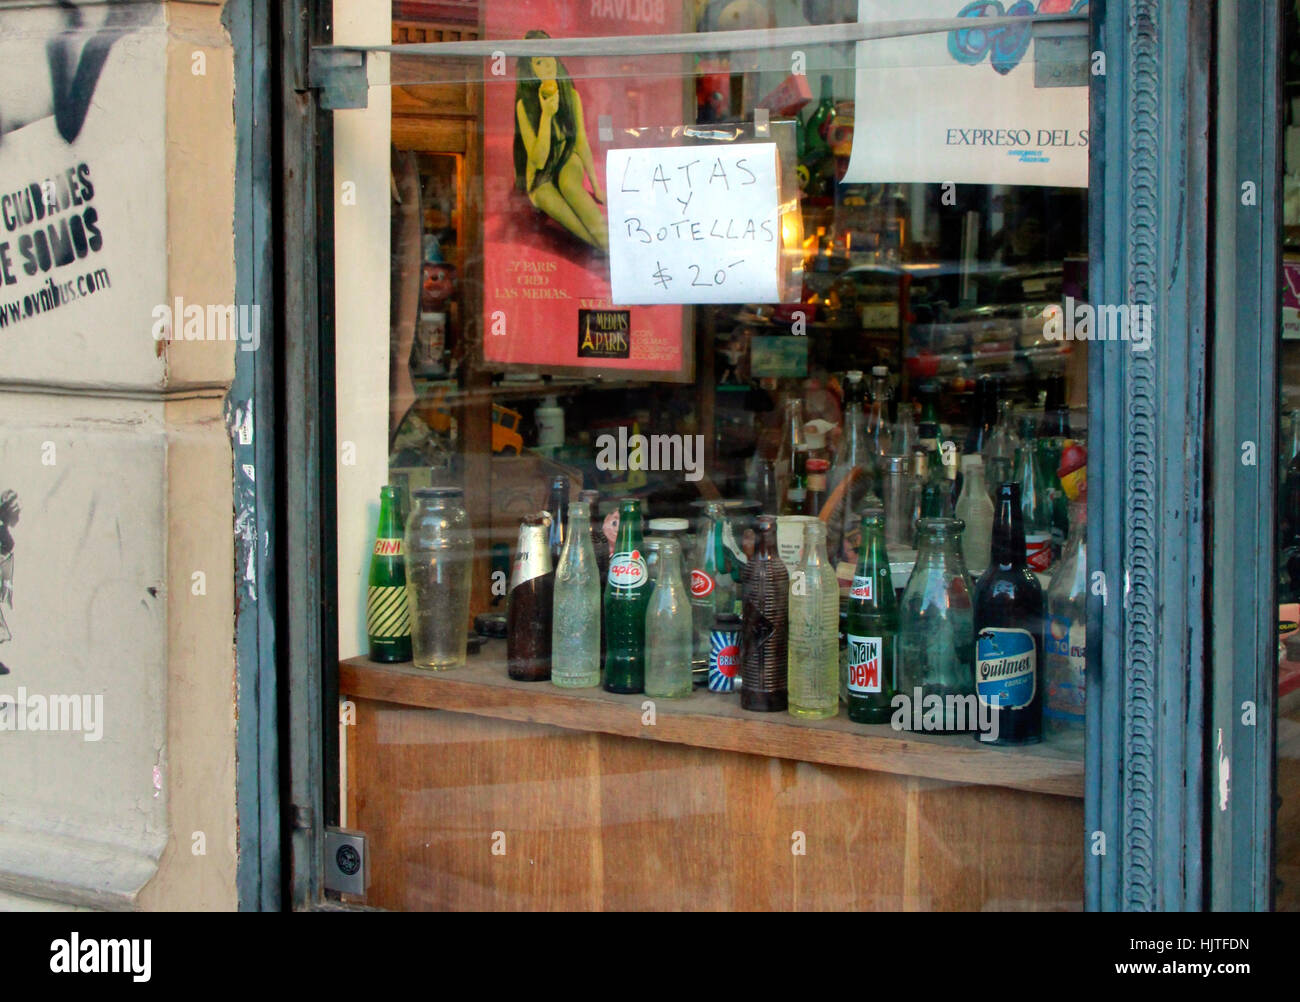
xmin=973 ymin=483 xmax=1044 ymax=744
xmin=507 ymin=513 xmax=554 ymax=681
xmin=580 ymin=489 xmax=609 ymax=663
xmin=740 ymin=514 xmax=790 ymax=711
xmin=545 ymin=475 xmax=570 ymax=567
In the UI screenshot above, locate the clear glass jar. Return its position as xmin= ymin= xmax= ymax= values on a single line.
xmin=897 ymin=517 xmax=976 ymax=731
xmin=404 ymin=486 xmax=474 ymax=670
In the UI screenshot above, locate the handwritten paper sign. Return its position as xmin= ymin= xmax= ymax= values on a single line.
xmin=607 ymin=143 xmax=781 ymax=305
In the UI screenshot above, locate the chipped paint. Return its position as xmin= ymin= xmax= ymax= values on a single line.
xmin=1216 ymin=728 xmax=1230 ymax=811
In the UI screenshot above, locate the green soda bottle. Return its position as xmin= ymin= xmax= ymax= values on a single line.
xmin=845 ymin=512 xmax=897 ymax=723
xmin=604 ymin=499 xmax=650 ymax=693
xmin=367 ymin=486 xmax=412 ymax=663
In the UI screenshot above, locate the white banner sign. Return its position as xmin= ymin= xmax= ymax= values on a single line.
xmin=607 ymin=143 xmax=781 ymax=304
xmin=842 ymin=0 xmax=1089 ymax=188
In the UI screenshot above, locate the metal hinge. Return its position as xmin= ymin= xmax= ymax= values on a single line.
xmin=308 ymin=47 xmax=369 ymax=111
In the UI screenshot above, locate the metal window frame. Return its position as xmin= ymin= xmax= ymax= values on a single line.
xmin=1207 ymin=0 xmax=1283 ymax=912
xmin=276 ymin=0 xmax=1284 ymax=912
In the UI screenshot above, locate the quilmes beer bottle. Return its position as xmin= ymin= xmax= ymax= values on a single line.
xmin=604 ymin=499 xmax=650 ymax=693
xmin=845 ymin=512 xmax=896 ymax=724
xmin=973 ymin=482 xmax=1044 ymax=744
xmin=367 ymin=485 xmax=412 ymax=663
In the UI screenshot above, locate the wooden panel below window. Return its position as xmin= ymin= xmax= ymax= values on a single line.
xmin=345 ymin=697 xmax=1084 ymax=911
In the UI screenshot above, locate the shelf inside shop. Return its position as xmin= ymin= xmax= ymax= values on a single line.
xmin=415 ymin=376 xmax=653 ymax=403
xmin=340 ymin=642 xmax=1084 ymax=800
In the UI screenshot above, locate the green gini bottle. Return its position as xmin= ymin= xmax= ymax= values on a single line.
xmin=845 ymin=512 xmax=897 ymax=724
xmin=367 ymin=485 xmax=412 ymax=663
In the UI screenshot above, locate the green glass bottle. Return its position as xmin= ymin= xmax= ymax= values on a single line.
xmin=367 ymin=486 xmax=412 ymax=663
xmin=604 ymin=499 xmax=650 ymax=693
xmin=846 ymin=513 xmax=897 ymax=724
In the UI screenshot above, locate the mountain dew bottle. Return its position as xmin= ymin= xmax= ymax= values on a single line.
xmin=845 ymin=512 xmax=896 ymax=723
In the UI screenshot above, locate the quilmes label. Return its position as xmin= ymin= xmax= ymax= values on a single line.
xmin=849 ymin=574 xmax=873 ymax=602
xmin=846 ymin=634 xmax=882 ymax=693
xmin=975 ymin=627 xmax=1037 ymax=710
xmin=690 ymin=568 xmax=714 ymax=598
xmin=608 ymin=549 xmax=648 ymax=590
xmin=373 ymin=538 xmax=404 ymax=556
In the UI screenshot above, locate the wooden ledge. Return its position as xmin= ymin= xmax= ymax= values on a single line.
xmin=340 ymin=642 xmax=1084 ymax=799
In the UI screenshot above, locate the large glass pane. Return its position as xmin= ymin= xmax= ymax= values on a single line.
xmin=335 ymin=0 xmax=1091 ymax=910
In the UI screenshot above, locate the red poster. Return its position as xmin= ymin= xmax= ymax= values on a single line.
xmin=482 ymin=0 xmax=688 ymax=377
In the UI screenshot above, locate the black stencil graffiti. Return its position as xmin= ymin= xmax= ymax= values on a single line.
xmin=0 ymin=489 xmax=19 ymax=675
xmin=0 ymin=1 xmax=144 ymax=149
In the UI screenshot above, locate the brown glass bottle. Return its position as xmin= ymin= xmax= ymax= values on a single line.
xmin=740 ymin=514 xmax=790 ymax=711
xmin=507 ymin=513 xmax=554 ymax=681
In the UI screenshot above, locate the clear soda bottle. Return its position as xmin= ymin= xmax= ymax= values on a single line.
xmin=645 ymin=539 xmax=693 ymax=699
xmin=690 ymin=502 xmax=735 ymax=675
xmin=1044 ymin=500 xmax=1087 ymax=750
xmin=552 ymin=500 xmax=601 ymax=688
xmin=787 ymin=520 xmax=839 ymax=719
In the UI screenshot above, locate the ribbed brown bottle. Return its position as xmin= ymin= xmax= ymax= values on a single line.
xmin=740 ymin=514 xmax=789 ymax=711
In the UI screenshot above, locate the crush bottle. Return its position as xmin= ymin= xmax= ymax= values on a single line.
xmin=367 ymin=485 xmax=412 ymax=663
xmin=973 ymin=483 xmax=1044 ymax=744
xmin=845 ymin=512 xmax=897 ymax=724
xmin=604 ymin=499 xmax=650 ymax=693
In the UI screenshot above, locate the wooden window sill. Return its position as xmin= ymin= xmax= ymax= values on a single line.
xmin=339 ymin=641 xmax=1084 ymax=799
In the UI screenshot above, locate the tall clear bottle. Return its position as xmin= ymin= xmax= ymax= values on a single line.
xmin=983 ymin=397 xmax=1021 ymax=496
xmin=828 ymin=371 xmax=868 ymax=557
xmin=1044 ymin=500 xmax=1086 ymax=749
xmin=787 ymin=520 xmax=839 ymax=719
xmin=690 ymin=502 xmax=736 ymax=675
xmin=777 ymin=398 xmax=806 ymax=512
xmin=1015 ymin=416 xmax=1052 ymax=572
xmin=552 ymin=500 xmax=601 ymax=688
xmin=740 ymin=514 xmax=790 ymax=712
xmin=846 ymin=512 xmax=898 ymax=724
xmin=892 ymin=400 xmax=918 ymax=463
xmin=544 ymin=475 xmax=570 ymax=567
xmin=645 ymin=539 xmax=693 ymax=699
xmin=868 ymin=365 xmax=893 ymax=462
xmin=955 ymin=455 xmax=994 ymax=576
xmin=580 ymin=489 xmax=609 ymax=664
xmin=897 ymin=517 xmax=976 ymax=731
